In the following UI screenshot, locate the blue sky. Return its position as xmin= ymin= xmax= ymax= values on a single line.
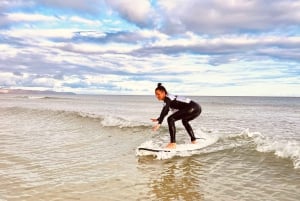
xmin=0 ymin=0 xmax=299 ymax=96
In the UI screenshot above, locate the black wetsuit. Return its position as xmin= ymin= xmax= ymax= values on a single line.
xmin=157 ymin=94 xmax=201 ymax=143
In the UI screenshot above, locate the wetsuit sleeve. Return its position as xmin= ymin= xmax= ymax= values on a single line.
xmin=157 ymin=98 xmax=171 ymax=124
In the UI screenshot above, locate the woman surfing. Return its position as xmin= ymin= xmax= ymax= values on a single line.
xmin=151 ymin=83 xmax=202 ymax=149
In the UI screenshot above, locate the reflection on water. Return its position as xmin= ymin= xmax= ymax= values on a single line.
xmin=138 ymin=157 xmax=203 ymax=201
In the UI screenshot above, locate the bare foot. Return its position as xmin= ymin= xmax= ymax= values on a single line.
xmin=191 ymin=140 xmax=197 ymax=144
xmin=166 ymin=143 xmax=176 ymax=149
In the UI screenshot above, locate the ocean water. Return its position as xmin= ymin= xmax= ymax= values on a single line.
xmin=0 ymin=94 xmax=299 ymax=201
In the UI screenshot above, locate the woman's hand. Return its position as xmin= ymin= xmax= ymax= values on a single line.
xmin=152 ymin=123 xmax=161 ymax=131
xmin=151 ymin=118 xmax=160 ymax=131
xmin=151 ymin=118 xmax=158 ymax=122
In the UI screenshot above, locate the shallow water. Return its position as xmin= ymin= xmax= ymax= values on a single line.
xmin=0 ymin=94 xmax=299 ymax=200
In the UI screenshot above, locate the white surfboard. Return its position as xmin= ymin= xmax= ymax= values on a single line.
xmin=138 ymin=139 xmax=208 ymax=153
xmin=136 ymin=137 xmax=216 ymax=159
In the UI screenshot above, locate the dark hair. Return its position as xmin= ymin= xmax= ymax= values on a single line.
xmin=155 ymin=83 xmax=168 ymax=94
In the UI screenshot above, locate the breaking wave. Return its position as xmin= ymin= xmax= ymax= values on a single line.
xmin=227 ymin=129 xmax=300 ymax=169
xmin=1 ymin=106 xmax=149 ymax=129
xmin=136 ymin=128 xmax=300 ymax=169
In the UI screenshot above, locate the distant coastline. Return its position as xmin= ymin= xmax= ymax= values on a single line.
xmin=0 ymin=88 xmax=76 ymax=95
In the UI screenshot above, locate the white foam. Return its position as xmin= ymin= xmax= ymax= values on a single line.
xmin=100 ymin=115 xmax=147 ymax=128
xmin=27 ymin=96 xmax=47 ymax=99
xmin=232 ymin=129 xmax=300 ymax=169
xmin=256 ymin=138 xmax=300 ymax=169
xmin=138 ymin=128 xmax=300 ymax=168
xmin=73 ymin=111 xmax=147 ymax=128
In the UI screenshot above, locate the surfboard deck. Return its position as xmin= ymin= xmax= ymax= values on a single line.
xmin=138 ymin=147 xmax=171 ymax=152
xmin=138 ymin=140 xmax=208 ymax=153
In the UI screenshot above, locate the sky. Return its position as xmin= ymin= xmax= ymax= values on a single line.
xmin=0 ymin=0 xmax=299 ymax=96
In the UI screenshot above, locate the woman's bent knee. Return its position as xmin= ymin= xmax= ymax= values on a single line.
xmin=167 ymin=116 xmax=175 ymax=124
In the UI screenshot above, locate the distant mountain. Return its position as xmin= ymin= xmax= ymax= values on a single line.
xmin=0 ymin=88 xmax=76 ymax=95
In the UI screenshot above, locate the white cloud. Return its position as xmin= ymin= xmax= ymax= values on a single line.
xmin=62 ymin=42 xmax=139 ymax=54
xmin=69 ymin=16 xmax=102 ymax=26
xmin=2 ymin=12 xmax=103 ymax=29
xmin=5 ymin=12 xmax=58 ymax=22
xmin=0 ymin=44 xmax=18 ymax=59
xmin=4 ymin=28 xmax=75 ymax=40
xmin=32 ymin=77 xmax=59 ymax=88
xmin=0 ymin=0 xmax=34 ymax=12
xmin=106 ymin=0 xmax=153 ymax=26
xmin=0 ymin=12 xmax=58 ymax=27
xmin=157 ymin=0 xmax=300 ymax=34
xmin=37 ymin=0 xmax=105 ymax=13
xmin=0 ymin=72 xmax=20 ymax=86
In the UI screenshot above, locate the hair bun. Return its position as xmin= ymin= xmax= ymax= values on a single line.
xmin=155 ymin=83 xmax=167 ymax=94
